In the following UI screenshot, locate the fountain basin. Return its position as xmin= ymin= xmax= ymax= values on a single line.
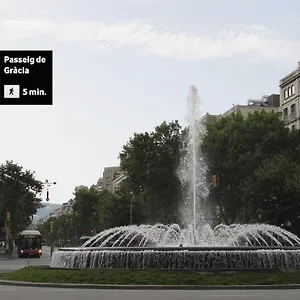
xmin=51 ymin=246 xmax=300 ymax=270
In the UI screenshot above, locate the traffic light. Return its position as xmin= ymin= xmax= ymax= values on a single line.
xmin=212 ymin=175 xmax=217 ymax=187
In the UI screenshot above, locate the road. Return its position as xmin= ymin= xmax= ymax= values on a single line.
xmin=0 ymin=246 xmax=54 ymax=272
xmin=0 ymin=286 xmax=299 ymax=300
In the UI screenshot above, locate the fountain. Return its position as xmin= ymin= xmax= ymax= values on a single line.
xmin=51 ymin=86 xmax=300 ymax=270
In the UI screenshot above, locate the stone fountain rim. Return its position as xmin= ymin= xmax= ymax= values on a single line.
xmin=57 ymin=246 xmax=300 ymax=252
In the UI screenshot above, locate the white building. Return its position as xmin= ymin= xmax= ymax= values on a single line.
xmin=201 ymin=94 xmax=280 ymax=125
xmin=280 ymin=62 xmax=300 ymax=129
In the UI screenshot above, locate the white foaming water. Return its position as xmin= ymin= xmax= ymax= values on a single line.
xmin=81 ymin=223 xmax=300 ymax=248
xmin=51 ymin=248 xmax=300 ymax=269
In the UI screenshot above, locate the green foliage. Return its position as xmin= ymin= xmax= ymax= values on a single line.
xmin=119 ymin=120 xmax=184 ymax=224
xmin=202 ymin=111 xmax=300 ymax=228
xmin=253 ymin=155 xmax=300 ymax=225
xmin=72 ymin=186 xmax=100 ymax=234
xmin=4 ymin=267 xmax=300 ymax=286
xmin=0 ymin=160 xmax=43 ymax=236
xmin=38 ymin=181 xmax=147 ymax=245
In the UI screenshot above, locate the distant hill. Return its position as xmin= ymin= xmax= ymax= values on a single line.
xmin=32 ymin=202 xmax=61 ymax=223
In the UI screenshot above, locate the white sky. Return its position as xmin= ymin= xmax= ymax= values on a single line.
xmin=0 ymin=0 xmax=299 ymax=203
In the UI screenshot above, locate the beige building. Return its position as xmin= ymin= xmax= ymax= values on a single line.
xmin=201 ymin=94 xmax=280 ymax=125
xmin=97 ymin=166 xmax=121 ymax=192
xmin=96 ymin=177 xmax=104 ymax=191
xmin=280 ymin=62 xmax=300 ymax=129
xmin=96 ymin=166 xmax=129 ymax=193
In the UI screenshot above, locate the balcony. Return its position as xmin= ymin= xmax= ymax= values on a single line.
xmin=283 ymin=111 xmax=297 ymax=123
xmin=290 ymin=111 xmax=297 ymax=121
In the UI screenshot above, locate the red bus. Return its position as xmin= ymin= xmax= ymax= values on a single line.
xmin=17 ymin=230 xmax=42 ymax=258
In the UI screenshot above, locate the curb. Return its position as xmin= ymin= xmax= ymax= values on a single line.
xmin=0 ymin=280 xmax=300 ymax=290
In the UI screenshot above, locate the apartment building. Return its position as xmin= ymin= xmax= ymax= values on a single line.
xmin=201 ymin=94 xmax=280 ymax=125
xmin=96 ymin=177 xmax=104 ymax=191
xmin=280 ymin=62 xmax=300 ymax=129
xmin=100 ymin=166 xmax=121 ymax=192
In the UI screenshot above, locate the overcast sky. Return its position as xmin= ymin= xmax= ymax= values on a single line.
xmin=1 ymin=0 xmax=299 ymax=204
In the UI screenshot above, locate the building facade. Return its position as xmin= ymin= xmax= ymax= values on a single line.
xmin=201 ymin=94 xmax=280 ymax=125
xmin=101 ymin=166 xmax=121 ymax=192
xmin=280 ymin=62 xmax=300 ymax=129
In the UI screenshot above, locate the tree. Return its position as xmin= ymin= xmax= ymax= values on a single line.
xmin=37 ymin=217 xmax=52 ymax=243
xmin=38 ymin=213 xmax=79 ymax=246
xmin=252 ymin=155 xmax=300 ymax=227
xmin=0 ymin=160 xmax=43 ymax=236
xmin=72 ymin=186 xmax=100 ymax=235
xmin=112 ymin=179 xmax=146 ymax=226
xmin=119 ymin=121 xmax=184 ymax=224
xmin=202 ymin=111 xmax=300 ymax=225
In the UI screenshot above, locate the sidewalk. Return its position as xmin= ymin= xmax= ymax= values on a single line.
xmin=0 ymin=247 xmax=6 ymax=256
xmin=0 ymin=246 xmax=17 ymax=259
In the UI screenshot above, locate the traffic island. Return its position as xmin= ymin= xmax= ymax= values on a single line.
xmin=1 ymin=267 xmax=300 ymax=289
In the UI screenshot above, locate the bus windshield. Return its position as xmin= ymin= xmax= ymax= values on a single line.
xmin=19 ymin=235 xmax=42 ymax=250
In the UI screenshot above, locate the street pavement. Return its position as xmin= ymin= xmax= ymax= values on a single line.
xmin=0 ymin=246 xmax=55 ymax=273
xmin=0 ymin=286 xmax=300 ymax=300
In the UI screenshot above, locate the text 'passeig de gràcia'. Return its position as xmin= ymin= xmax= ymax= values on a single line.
xmin=3 ymin=55 xmax=47 ymax=75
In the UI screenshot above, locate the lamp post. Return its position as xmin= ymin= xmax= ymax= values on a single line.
xmin=5 ymin=212 xmax=11 ymax=258
xmin=43 ymin=179 xmax=56 ymax=202
xmin=129 ymin=192 xmax=133 ymax=225
xmin=130 ymin=198 xmax=133 ymax=225
xmin=50 ymin=220 xmax=54 ymax=257
xmin=42 ymin=180 xmax=56 ymax=256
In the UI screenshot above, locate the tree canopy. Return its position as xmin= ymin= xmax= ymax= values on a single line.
xmin=119 ymin=120 xmax=184 ymax=224
xmin=202 ymin=111 xmax=300 ymax=230
xmin=0 ymin=160 xmax=43 ymax=237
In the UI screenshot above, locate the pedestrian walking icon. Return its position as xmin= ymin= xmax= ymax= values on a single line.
xmin=4 ymin=85 xmax=20 ymax=98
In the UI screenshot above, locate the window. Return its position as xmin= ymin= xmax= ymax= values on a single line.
xmin=288 ymin=87 xmax=292 ymax=97
xmin=284 ymin=89 xmax=288 ymax=99
xmin=292 ymin=125 xmax=295 ymax=130
xmin=283 ymin=107 xmax=288 ymax=116
xmin=291 ymin=85 xmax=295 ymax=95
xmin=291 ymin=104 xmax=296 ymax=113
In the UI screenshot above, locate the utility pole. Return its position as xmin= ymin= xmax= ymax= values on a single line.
xmin=130 ymin=197 xmax=133 ymax=225
xmin=129 ymin=192 xmax=133 ymax=225
xmin=5 ymin=212 xmax=11 ymax=258
xmin=50 ymin=220 xmax=54 ymax=257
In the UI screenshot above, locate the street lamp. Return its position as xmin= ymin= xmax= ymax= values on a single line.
xmin=43 ymin=179 xmax=56 ymax=202
xmin=129 ymin=192 xmax=133 ymax=225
